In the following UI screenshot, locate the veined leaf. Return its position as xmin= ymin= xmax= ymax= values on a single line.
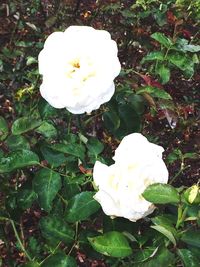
xmin=178 ymin=249 xmax=199 ymax=267
xmin=88 ymin=231 xmax=132 ymax=258
xmin=141 ymin=51 xmax=165 ymax=63
xmin=33 ymin=169 xmax=61 ymax=212
xmin=40 ymin=215 xmax=74 ymax=244
xmin=65 ymin=192 xmax=100 ymax=223
xmin=151 ymin=225 xmax=176 ymax=245
xmin=0 ymin=116 xmax=8 ymax=141
xmin=180 ymin=230 xmax=200 ymax=248
xmin=41 ymin=252 xmax=77 ymax=267
xmin=0 ymin=150 xmax=39 ymax=173
xmin=151 ymin=32 xmax=173 ymax=48
xmin=142 ymin=183 xmax=180 ymax=204
xmin=12 ymin=117 xmax=42 ymax=135
xmin=51 ymin=143 xmax=85 ymax=161
xmin=137 ymin=86 xmax=172 ymax=100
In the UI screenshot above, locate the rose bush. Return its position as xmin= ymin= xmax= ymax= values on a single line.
xmin=93 ymin=133 xmax=169 ymax=222
xmin=38 ymin=26 xmax=121 ymax=114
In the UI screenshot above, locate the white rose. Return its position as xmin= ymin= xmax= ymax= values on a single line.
xmin=38 ymin=26 xmax=121 ymax=114
xmin=93 ymin=133 xmax=169 ymax=222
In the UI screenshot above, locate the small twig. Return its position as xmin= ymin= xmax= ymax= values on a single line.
xmin=67 ymin=222 xmax=79 ymax=255
xmin=20 ymin=217 xmax=25 ymax=248
xmin=39 ymin=241 xmax=61 ymax=265
xmin=10 ymin=219 xmax=32 ymax=261
xmin=169 ymin=165 xmax=190 ymax=185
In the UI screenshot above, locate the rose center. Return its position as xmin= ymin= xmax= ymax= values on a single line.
xmin=72 ymin=61 xmax=80 ymax=69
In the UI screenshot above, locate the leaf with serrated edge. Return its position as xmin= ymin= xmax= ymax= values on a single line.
xmin=88 ymin=231 xmax=132 ymax=258
xmin=142 ymin=183 xmax=180 ymax=204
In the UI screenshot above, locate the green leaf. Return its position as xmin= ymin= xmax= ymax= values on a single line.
xmin=103 ymin=109 xmax=120 ymax=132
xmin=26 ymin=56 xmax=38 ymax=66
xmin=0 ymin=150 xmax=39 ymax=173
xmin=167 ymin=52 xmax=194 ymax=77
xmin=63 ymin=178 xmax=80 ymax=200
xmin=51 ymin=143 xmax=85 ymax=161
xmin=180 ymin=230 xmax=200 ymax=248
xmin=118 ymin=104 xmax=141 ymax=132
xmin=6 ymin=135 xmax=30 ymax=151
xmin=0 ymin=116 xmax=8 ymax=141
xmin=151 ymin=32 xmax=173 ymax=48
xmin=41 ymin=252 xmax=77 ymax=267
xmin=183 ymin=152 xmax=199 ymax=160
xmin=132 ymin=247 xmax=158 ymax=263
xmin=142 ymin=183 xmax=180 ymax=204
xmin=33 ymin=169 xmax=61 ymax=212
xmin=128 ymin=94 xmax=146 ymax=115
xmin=151 ymin=214 xmax=176 ymax=229
xmin=183 ymin=44 xmax=200 ymax=52
xmin=38 ymin=99 xmax=57 ymax=119
xmin=40 ymin=146 xmax=66 ymax=167
xmin=35 ymin=121 xmax=57 ymax=139
xmin=12 ymin=117 xmax=42 ymax=135
xmin=183 ymin=185 xmax=200 ymax=204
xmin=23 ymin=262 xmax=40 ymax=267
xmin=40 ymin=215 xmax=74 ymax=244
xmin=177 ymin=249 xmax=199 ymax=267
xmin=87 ymin=138 xmax=104 ymax=157
xmin=166 ymin=148 xmax=182 ymax=164
xmin=137 ymin=86 xmax=172 ymax=100
xmin=151 ymin=225 xmax=176 ymax=245
xmin=142 ymin=51 xmax=165 ymax=63
xmin=175 ymin=39 xmax=200 ymax=53
xmin=65 ymin=192 xmax=100 ymax=223
xmin=88 ymin=231 xmax=132 ymax=258
xmin=17 ymin=189 xmax=37 ymax=210
xmin=155 ymin=64 xmax=170 ymax=84
xmin=134 ymin=247 xmax=175 ymax=267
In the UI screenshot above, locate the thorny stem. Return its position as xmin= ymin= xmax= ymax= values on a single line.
xmin=10 ymin=219 xmax=32 ymax=261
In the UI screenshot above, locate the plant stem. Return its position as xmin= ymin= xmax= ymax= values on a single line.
xmin=10 ymin=219 xmax=32 ymax=261
xmin=67 ymin=222 xmax=79 ymax=255
xmin=169 ymin=165 xmax=190 ymax=185
xmin=76 ymin=115 xmax=84 ymax=133
xmin=39 ymin=241 xmax=61 ymax=265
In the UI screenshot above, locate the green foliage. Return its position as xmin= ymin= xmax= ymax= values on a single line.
xmin=137 ymin=86 xmax=172 ymax=99
xmin=6 ymin=135 xmax=30 ymax=151
xmin=65 ymin=192 xmax=100 ymax=223
xmin=40 ymin=252 xmax=77 ymax=267
xmin=177 ymin=249 xmax=199 ymax=267
xmin=0 ymin=0 xmax=199 ymax=266
xmin=142 ymin=183 xmax=180 ymax=204
xmin=0 ymin=149 xmax=39 ymax=173
xmin=11 ymin=117 xmax=42 ymax=135
xmin=17 ymin=189 xmax=37 ymax=210
xmin=88 ymin=231 xmax=132 ymax=258
xmin=180 ymin=230 xmax=200 ymax=248
xmin=0 ymin=116 xmax=9 ymax=141
xmin=39 ymin=216 xmax=75 ymax=244
xmin=142 ymin=32 xmax=200 ymax=82
xmin=33 ymin=169 xmax=62 ymax=212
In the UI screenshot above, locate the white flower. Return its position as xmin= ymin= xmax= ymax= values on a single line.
xmin=93 ymin=133 xmax=169 ymax=222
xmin=38 ymin=26 xmax=121 ymax=114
